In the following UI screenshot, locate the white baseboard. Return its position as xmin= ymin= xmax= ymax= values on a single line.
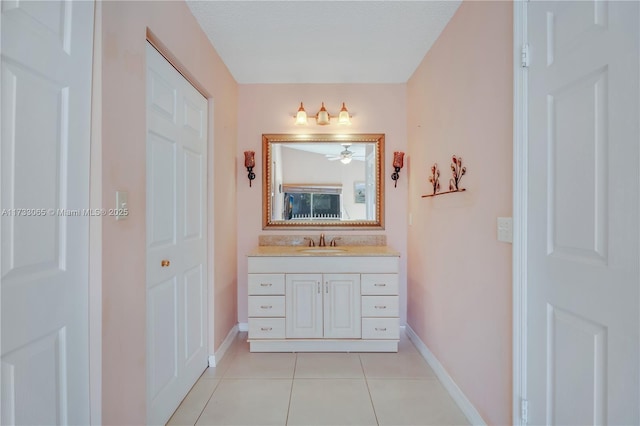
xmin=405 ymin=324 xmax=486 ymax=426
xmin=238 ymin=322 xmax=248 ymax=332
xmin=208 ymin=324 xmax=239 ymax=367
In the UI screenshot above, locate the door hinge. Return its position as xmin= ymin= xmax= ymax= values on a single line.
xmin=521 ymin=44 xmax=530 ymax=68
xmin=521 ymin=399 xmax=528 ymax=425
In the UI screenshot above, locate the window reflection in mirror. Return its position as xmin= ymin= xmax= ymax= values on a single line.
xmin=262 ymin=134 xmax=384 ymax=229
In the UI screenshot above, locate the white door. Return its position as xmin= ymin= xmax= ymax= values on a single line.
xmin=286 ymin=274 xmax=323 ymax=338
xmin=146 ymin=43 xmax=208 ymax=426
xmin=527 ymin=1 xmax=639 ymax=424
xmin=324 ymin=274 xmax=361 ymax=338
xmin=1 ymin=1 xmax=94 ymax=424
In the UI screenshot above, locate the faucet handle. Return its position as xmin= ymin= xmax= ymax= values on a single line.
xmin=303 ymin=237 xmax=315 ymax=247
xmin=329 ymin=237 xmax=342 ymax=247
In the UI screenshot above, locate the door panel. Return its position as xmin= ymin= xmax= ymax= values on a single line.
xmin=1 ymin=329 xmax=68 ymax=425
xmin=547 ymin=306 xmax=607 ymax=425
xmin=184 ymin=265 xmax=204 ymax=363
xmin=183 ymin=149 xmax=202 ymax=241
xmin=547 ymin=67 xmax=608 ymax=263
xmin=146 ymin=43 xmax=208 ymax=426
xmin=147 ymin=278 xmax=178 ymax=400
xmin=323 ymin=274 xmax=361 ymax=338
xmin=2 ymin=63 xmax=64 ymax=275
xmin=527 ymin=1 xmax=639 ymax=424
xmin=147 ymin=132 xmax=177 ymax=248
xmin=286 ymin=274 xmax=323 ymax=338
xmin=1 ymin=1 xmax=94 ymax=424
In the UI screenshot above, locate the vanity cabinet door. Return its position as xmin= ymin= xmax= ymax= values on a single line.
xmin=286 ymin=274 xmax=323 ymax=338
xmin=323 ymin=274 xmax=361 ymax=338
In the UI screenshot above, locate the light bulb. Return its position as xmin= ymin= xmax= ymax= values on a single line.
xmin=295 ymin=102 xmax=308 ymax=125
xmin=338 ymin=102 xmax=351 ymax=125
xmin=316 ymin=102 xmax=330 ymax=125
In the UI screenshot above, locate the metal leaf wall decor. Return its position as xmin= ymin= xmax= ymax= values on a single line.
xmin=422 ymin=154 xmax=467 ymax=198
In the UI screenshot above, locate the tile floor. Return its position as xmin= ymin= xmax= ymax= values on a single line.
xmin=167 ymin=332 xmax=469 ymax=426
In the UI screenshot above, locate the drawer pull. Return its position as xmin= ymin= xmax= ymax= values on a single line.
xmin=374 ymin=283 xmax=386 ymax=287
xmin=375 ymin=327 xmax=387 ymax=331
xmin=260 ymin=305 xmax=273 ymax=309
xmin=375 ymin=305 xmax=387 ymax=309
xmin=260 ymin=327 xmax=273 ymax=331
xmin=260 ymin=283 xmax=272 ymax=287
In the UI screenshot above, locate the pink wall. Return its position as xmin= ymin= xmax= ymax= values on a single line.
xmin=101 ymin=2 xmax=237 ymax=424
xmin=237 ymin=85 xmax=408 ymax=323
xmin=406 ymin=2 xmax=513 ymax=425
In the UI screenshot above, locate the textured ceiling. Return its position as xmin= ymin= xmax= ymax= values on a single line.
xmin=186 ymin=1 xmax=462 ymax=84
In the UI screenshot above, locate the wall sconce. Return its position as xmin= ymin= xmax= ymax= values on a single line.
xmin=391 ymin=151 xmax=404 ymax=188
xmin=244 ymin=151 xmax=256 ymax=187
xmin=293 ymin=102 xmax=352 ymax=126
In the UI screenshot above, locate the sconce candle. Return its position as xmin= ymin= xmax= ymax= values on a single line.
xmin=391 ymin=151 xmax=405 ymax=188
xmin=244 ymin=151 xmax=256 ymax=187
xmin=393 ymin=151 xmax=404 ymax=169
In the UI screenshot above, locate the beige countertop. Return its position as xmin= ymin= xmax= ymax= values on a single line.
xmin=248 ymin=245 xmax=400 ymax=257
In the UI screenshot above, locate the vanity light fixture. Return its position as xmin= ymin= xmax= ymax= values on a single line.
xmin=295 ymin=102 xmax=308 ymax=125
xmin=391 ymin=151 xmax=404 ymax=188
xmin=244 ymin=150 xmax=256 ymax=187
xmin=293 ymin=102 xmax=352 ymax=126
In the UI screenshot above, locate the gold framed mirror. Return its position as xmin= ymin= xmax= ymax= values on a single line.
xmin=262 ymin=133 xmax=385 ymax=229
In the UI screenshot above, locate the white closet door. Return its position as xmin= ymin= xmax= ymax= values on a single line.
xmin=1 ymin=1 xmax=94 ymax=424
xmin=527 ymin=1 xmax=639 ymax=424
xmin=146 ymin=43 xmax=208 ymax=426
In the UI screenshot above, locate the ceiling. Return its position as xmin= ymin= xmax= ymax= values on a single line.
xmin=186 ymin=1 xmax=462 ymax=84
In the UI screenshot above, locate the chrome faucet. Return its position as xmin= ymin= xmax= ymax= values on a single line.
xmin=329 ymin=237 xmax=341 ymax=247
xmin=318 ymin=233 xmax=326 ymax=247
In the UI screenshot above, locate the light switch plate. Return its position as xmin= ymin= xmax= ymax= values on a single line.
xmin=116 ymin=191 xmax=128 ymax=221
xmin=497 ymin=217 xmax=513 ymax=243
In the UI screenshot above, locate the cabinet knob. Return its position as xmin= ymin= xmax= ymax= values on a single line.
xmin=375 ymin=327 xmax=387 ymax=331
xmin=260 ymin=283 xmax=272 ymax=287
xmin=260 ymin=305 xmax=272 ymax=309
xmin=375 ymin=305 xmax=387 ymax=309
xmin=374 ymin=283 xmax=386 ymax=287
xmin=161 ymin=259 xmax=170 ymax=267
xmin=260 ymin=327 xmax=273 ymax=331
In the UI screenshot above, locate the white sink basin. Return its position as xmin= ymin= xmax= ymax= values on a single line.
xmin=298 ymin=248 xmax=347 ymax=254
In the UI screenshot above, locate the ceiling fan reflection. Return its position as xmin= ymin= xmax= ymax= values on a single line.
xmin=326 ymin=143 xmax=363 ymax=164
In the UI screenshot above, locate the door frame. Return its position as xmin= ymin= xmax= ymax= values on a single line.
xmin=512 ymin=2 xmax=528 ymax=426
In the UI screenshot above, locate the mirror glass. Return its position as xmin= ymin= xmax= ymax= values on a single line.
xmin=262 ymin=133 xmax=385 ymax=229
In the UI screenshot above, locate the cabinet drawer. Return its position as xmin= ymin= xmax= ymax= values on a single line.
xmin=362 ymin=318 xmax=399 ymax=339
xmin=248 ymin=274 xmax=285 ymax=295
xmin=248 ymin=318 xmax=286 ymax=339
xmin=248 ymin=296 xmax=285 ymax=317
xmin=361 ymin=274 xmax=399 ymax=295
xmin=362 ymin=296 xmax=399 ymax=317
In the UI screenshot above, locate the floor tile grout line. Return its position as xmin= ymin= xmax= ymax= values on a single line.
xmin=285 ymin=353 xmax=298 ymax=425
xmin=359 ymin=354 xmax=381 ymax=426
xmin=192 ymin=377 xmax=222 ymax=426
xmin=189 ymin=337 xmax=243 ymax=424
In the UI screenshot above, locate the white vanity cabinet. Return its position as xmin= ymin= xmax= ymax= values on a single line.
xmin=286 ymin=274 xmax=361 ymax=339
xmin=247 ymin=249 xmax=399 ymax=352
